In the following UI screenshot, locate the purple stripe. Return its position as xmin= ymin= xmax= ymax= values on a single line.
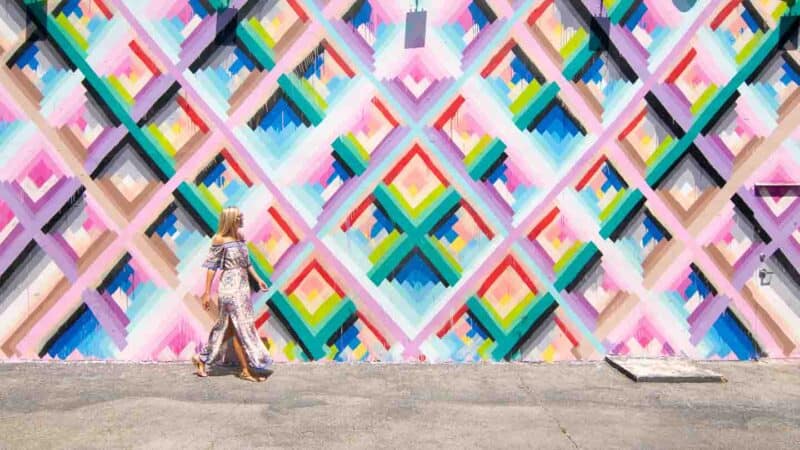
xmin=0 ymin=227 xmax=32 ymax=275
xmin=331 ymin=21 xmax=377 ymax=71
xmin=462 ymin=20 xmax=506 ymax=68
xmin=689 ymin=295 xmax=730 ymax=346
xmin=86 ymin=126 xmax=126 ymax=172
xmin=32 ymin=179 xmax=82 ymax=228
xmin=132 ymin=76 xmax=176 ymax=120
xmin=83 ymin=289 xmax=129 ymax=350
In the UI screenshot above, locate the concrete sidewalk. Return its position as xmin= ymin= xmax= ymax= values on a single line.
xmin=0 ymin=361 xmax=798 ymax=449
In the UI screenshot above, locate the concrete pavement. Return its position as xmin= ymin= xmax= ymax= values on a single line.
xmin=0 ymin=361 xmax=798 ymax=449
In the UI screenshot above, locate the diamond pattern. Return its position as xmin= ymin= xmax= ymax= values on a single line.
xmin=1 ymin=0 xmax=800 ymax=362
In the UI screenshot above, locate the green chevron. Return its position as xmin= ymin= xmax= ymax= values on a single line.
xmin=236 ymin=19 xmax=277 ymax=70
xmin=563 ymin=40 xmax=594 ymax=81
xmin=599 ymin=189 xmax=645 ymax=239
xmin=509 ymin=79 xmax=542 ymax=115
xmin=368 ymin=184 xmax=463 ymax=285
xmin=465 ymin=137 xmax=507 ymax=181
xmin=332 ymin=133 xmax=370 ymax=175
xmin=471 ymin=291 xmax=538 ymax=331
xmin=607 ymin=0 xmax=636 ymax=24
xmin=468 ymin=293 xmax=558 ymax=360
xmin=269 ymin=291 xmax=357 ymax=360
xmin=278 ymin=73 xmax=326 ymax=125
xmin=176 ymin=183 xmax=218 ymax=231
xmin=513 ymin=82 xmax=560 ymax=130
xmin=554 ymin=242 xmax=600 ymax=291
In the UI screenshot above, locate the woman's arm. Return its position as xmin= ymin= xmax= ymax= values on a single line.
xmin=201 ymin=235 xmax=225 ymax=309
xmin=203 ymin=269 xmax=216 ymax=296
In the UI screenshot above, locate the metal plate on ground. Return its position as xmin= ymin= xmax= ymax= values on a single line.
xmin=606 ymin=356 xmax=726 ymax=383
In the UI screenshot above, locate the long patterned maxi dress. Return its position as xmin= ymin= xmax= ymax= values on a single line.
xmin=197 ymin=240 xmax=273 ymax=372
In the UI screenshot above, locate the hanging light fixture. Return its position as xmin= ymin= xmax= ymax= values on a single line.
xmin=405 ymin=0 xmax=427 ymax=49
xmin=672 ymin=0 xmax=698 ymax=12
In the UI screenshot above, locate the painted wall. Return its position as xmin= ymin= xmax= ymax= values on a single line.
xmin=0 ymin=0 xmax=799 ymax=362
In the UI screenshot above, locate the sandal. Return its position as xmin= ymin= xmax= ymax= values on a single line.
xmin=191 ymin=355 xmax=208 ymax=378
xmin=238 ymin=372 xmax=266 ymax=383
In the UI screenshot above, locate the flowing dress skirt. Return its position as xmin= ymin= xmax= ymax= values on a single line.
xmin=198 ymin=267 xmax=273 ymax=372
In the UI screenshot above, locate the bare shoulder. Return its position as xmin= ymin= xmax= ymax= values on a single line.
xmin=236 ymin=231 xmax=246 ymax=241
xmin=211 ymin=234 xmax=225 ymax=246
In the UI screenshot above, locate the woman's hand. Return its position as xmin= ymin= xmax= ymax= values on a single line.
xmin=201 ymin=292 xmax=211 ymax=310
xmin=257 ymin=278 xmax=268 ymax=292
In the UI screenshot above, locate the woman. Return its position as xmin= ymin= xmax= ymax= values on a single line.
xmin=192 ymin=207 xmax=274 ymax=382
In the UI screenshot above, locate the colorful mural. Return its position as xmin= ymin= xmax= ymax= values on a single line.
xmin=1 ymin=0 xmax=799 ymax=363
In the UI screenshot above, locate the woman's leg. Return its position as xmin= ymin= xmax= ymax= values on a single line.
xmin=195 ymin=301 xmax=232 ymax=374
xmin=222 ymin=278 xmax=272 ymax=380
xmin=232 ymin=333 xmax=258 ymax=379
xmin=222 ymin=321 xmax=257 ymax=379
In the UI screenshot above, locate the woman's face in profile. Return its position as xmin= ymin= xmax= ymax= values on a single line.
xmin=238 ymin=213 xmax=244 ymax=228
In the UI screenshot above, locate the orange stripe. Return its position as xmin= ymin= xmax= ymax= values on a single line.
xmin=357 ymin=312 xmax=391 ymax=349
xmin=710 ymin=0 xmax=741 ymax=30
xmin=255 ymin=311 xmax=271 ymax=329
xmin=221 ymin=148 xmax=253 ymax=187
xmin=433 ymin=96 xmax=465 ymax=130
xmin=481 ymin=40 xmax=515 ymax=78
xmin=665 ymin=48 xmax=696 ymax=84
xmin=372 ymin=97 xmax=399 ymax=127
xmin=129 ymin=41 xmax=160 ymax=76
xmin=436 ymin=304 xmax=469 ymax=338
xmin=384 ymin=145 xmax=448 ymax=186
xmin=341 ymin=194 xmax=374 ymax=231
xmin=618 ymin=107 xmax=647 ymax=142
xmin=323 ymin=41 xmax=355 ymax=78
xmin=527 ymin=0 xmax=554 ymax=26
xmin=528 ymin=207 xmax=560 ymax=240
xmin=176 ymin=96 xmax=209 ymax=134
xmin=575 ymin=156 xmax=608 ymax=191
xmin=460 ymin=199 xmax=494 ymax=239
xmin=94 ymin=0 xmax=113 ymax=19
xmin=286 ymin=0 xmax=309 ymax=22
xmin=554 ymin=316 xmax=579 ymax=347
xmin=269 ymin=206 xmax=299 ymax=244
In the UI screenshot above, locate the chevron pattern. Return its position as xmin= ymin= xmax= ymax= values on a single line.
xmin=0 ymin=0 xmax=799 ymax=362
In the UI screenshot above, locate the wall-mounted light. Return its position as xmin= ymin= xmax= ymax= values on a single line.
xmin=758 ymin=254 xmax=774 ymax=287
xmin=405 ymin=0 xmax=427 ymax=49
xmin=672 ymin=0 xmax=698 ymax=12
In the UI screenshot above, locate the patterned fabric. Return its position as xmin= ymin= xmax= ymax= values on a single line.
xmin=199 ymin=241 xmax=273 ymax=372
xmin=201 ymin=241 xmax=252 ymax=271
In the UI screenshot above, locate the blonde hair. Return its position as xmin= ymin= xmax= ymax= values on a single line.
xmin=217 ymin=207 xmax=241 ymax=239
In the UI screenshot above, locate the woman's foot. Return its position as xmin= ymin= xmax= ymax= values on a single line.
xmin=191 ymin=355 xmax=208 ymax=378
xmin=238 ymin=372 xmax=266 ymax=382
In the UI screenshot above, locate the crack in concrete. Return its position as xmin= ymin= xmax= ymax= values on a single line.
xmin=554 ymin=418 xmax=579 ymax=449
xmin=517 ymin=374 xmax=580 ymax=449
